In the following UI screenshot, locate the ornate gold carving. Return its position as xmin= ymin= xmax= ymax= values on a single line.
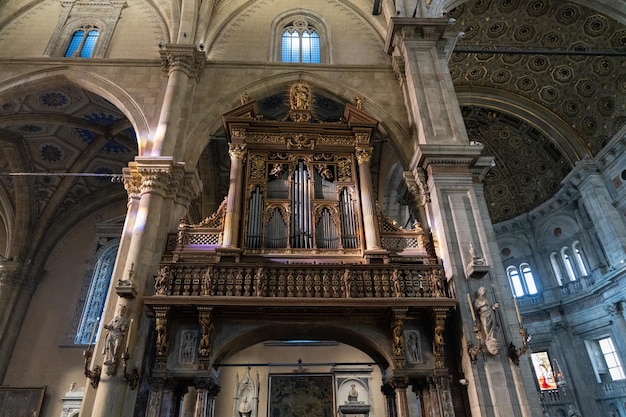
xmin=154 ymin=307 xmax=169 ymax=361
xmin=392 ymin=315 xmax=406 ymax=369
xmin=355 ymin=146 xmax=373 ymax=164
xmin=198 ymin=307 xmax=214 ymax=358
xmin=337 ymin=157 xmax=353 ymax=181
xmin=317 ymin=135 xmax=354 ymax=146
xmin=433 ymin=307 xmax=449 ymax=369
xmin=228 ymin=143 xmax=247 ymax=160
xmin=289 ymin=82 xmax=312 ymax=110
xmin=249 ymin=153 xmax=266 ymax=179
xmin=287 ymin=134 xmax=314 ymax=149
xmin=354 ymin=133 xmax=370 ymax=145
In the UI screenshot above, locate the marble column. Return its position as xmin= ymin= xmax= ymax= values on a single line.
xmin=356 ymin=145 xmax=382 ymax=251
xmin=393 ymin=380 xmax=410 ymax=417
xmin=155 ymin=44 xmax=206 ymax=157
xmin=221 ymin=144 xmax=247 ymax=249
xmin=85 ymin=161 xmax=200 ymax=417
xmin=194 ymin=379 xmax=221 ymax=417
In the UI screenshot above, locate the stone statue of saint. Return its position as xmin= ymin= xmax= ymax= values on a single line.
xmin=238 ymin=396 xmax=253 ymax=417
xmin=474 ymin=286 xmax=499 ymax=354
xmin=102 ymin=305 xmax=129 ymax=365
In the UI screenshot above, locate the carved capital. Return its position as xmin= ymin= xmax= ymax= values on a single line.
xmin=228 ymin=143 xmax=247 ymax=160
xmin=123 ymin=169 xmax=142 ymax=198
xmin=355 ymin=146 xmax=373 ymax=164
xmin=159 ymin=44 xmax=206 ymax=80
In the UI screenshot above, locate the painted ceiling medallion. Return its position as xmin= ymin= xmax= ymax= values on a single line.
xmin=39 ymin=91 xmax=70 ymax=108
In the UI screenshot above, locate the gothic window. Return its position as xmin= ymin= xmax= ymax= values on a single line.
xmin=272 ymin=13 xmax=329 ymax=63
xmin=282 ymin=20 xmax=320 ymax=63
xmin=74 ymin=243 xmax=118 ymax=344
xmin=44 ymin=2 xmax=125 ymax=58
xmin=65 ymin=26 xmax=100 ymax=58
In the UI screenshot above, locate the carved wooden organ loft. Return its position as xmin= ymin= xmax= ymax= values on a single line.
xmin=143 ymin=83 xmax=455 ymax=375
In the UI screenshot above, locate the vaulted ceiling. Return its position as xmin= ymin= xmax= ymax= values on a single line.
xmin=0 ymin=0 xmax=624 ymax=259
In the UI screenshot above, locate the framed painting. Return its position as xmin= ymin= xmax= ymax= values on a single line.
xmin=269 ymin=374 xmax=334 ymax=417
xmin=0 ymin=386 xmax=46 ymax=417
xmin=530 ymin=351 xmax=558 ymax=390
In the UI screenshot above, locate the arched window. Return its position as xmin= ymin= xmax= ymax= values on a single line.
xmin=507 ymin=266 xmax=524 ymax=297
xmin=506 ymin=263 xmax=538 ymax=297
xmin=561 ymin=247 xmax=577 ymax=281
xmin=272 ymin=13 xmax=329 ymax=63
xmin=573 ymin=241 xmax=588 ymax=276
xmin=520 ymin=263 xmax=538 ymax=294
xmin=65 ymin=25 xmax=100 ymax=58
xmin=74 ymin=243 xmax=118 ymax=344
xmin=550 ymin=252 xmax=564 ymax=286
xmin=282 ymin=20 xmax=320 ymax=63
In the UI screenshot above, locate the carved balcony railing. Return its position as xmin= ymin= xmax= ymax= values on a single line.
xmin=153 ymin=264 xmax=449 ymax=300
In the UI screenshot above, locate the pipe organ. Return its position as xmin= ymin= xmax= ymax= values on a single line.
xmin=142 ymin=84 xmax=453 ymax=417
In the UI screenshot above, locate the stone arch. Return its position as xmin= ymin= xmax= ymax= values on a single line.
xmin=456 ymin=85 xmax=589 ymax=165
xmin=211 ymin=322 xmax=392 ymax=373
xmin=0 ymin=66 xmax=150 ymax=154
xmin=182 ymin=72 xmax=411 ymax=168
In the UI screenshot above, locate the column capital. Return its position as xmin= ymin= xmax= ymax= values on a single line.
xmin=123 ymin=158 xmax=200 ymax=201
xmin=384 ymin=17 xmax=452 ymax=55
xmin=228 ymin=143 xmax=247 ymax=160
xmin=159 ymin=44 xmax=207 ymax=80
xmin=355 ymin=146 xmax=373 ymax=164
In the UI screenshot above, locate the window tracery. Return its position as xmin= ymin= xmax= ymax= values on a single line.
xmin=272 ymin=13 xmax=329 ymax=63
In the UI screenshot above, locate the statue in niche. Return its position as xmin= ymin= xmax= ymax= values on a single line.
xmin=474 ymin=286 xmax=499 ymax=355
xmin=347 ymin=384 xmax=359 ymax=402
xmin=238 ymin=397 xmax=253 ymax=417
xmin=102 ymin=305 xmax=129 ymax=369
xmin=406 ymin=331 xmax=423 ymax=363
xmin=179 ymin=330 xmax=197 ymax=364
xmin=342 ymin=268 xmax=352 ymax=298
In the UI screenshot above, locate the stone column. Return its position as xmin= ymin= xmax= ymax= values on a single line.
xmin=155 ymin=44 xmax=206 ymax=157
xmin=85 ymin=160 xmax=200 ymax=417
xmin=0 ymin=263 xmax=35 ymax=381
xmin=381 ymin=383 xmax=397 ymax=417
xmin=385 ymin=17 xmax=537 ymax=417
xmin=431 ymin=376 xmax=455 ymax=417
xmin=194 ymin=379 xmax=221 ymax=417
xmin=393 ymin=379 xmax=410 ymax=417
xmin=221 ymin=144 xmax=247 ymax=249
xmin=567 ymin=159 xmax=626 ymax=268
xmin=356 ymin=145 xmax=382 ymax=251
